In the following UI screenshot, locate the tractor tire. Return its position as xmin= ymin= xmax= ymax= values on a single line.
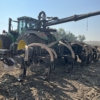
xmin=0 ymin=34 xmax=12 ymax=49
xmin=16 ymin=33 xmax=47 ymax=50
xmin=16 ymin=33 xmax=49 ymax=80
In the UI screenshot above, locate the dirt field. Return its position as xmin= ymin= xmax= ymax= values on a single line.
xmin=0 ymin=60 xmax=100 ymax=100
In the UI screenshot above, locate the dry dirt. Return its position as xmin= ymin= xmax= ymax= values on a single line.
xmin=0 ymin=60 xmax=100 ymax=100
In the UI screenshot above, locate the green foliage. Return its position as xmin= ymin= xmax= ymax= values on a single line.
xmin=52 ymin=28 xmax=86 ymax=41
xmin=66 ymin=31 xmax=77 ymax=41
xmin=57 ymin=28 xmax=78 ymax=41
xmin=78 ymin=35 xmax=86 ymax=42
xmin=57 ymin=28 xmax=66 ymax=38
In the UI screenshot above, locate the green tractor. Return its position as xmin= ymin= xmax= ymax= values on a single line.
xmin=0 ymin=13 xmax=56 ymax=50
xmin=0 ymin=10 xmax=100 ymax=50
xmin=0 ymin=11 xmax=100 ymax=81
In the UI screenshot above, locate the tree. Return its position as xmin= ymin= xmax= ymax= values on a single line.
xmin=57 ymin=28 xmax=66 ymax=37
xmin=66 ymin=31 xmax=77 ymax=41
xmin=51 ymin=28 xmax=86 ymax=42
xmin=78 ymin=35 xmax=86 ymax=42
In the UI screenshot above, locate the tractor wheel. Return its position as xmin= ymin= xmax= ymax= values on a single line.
xmin=17 ymin=33 xmax=50 ymax=80
xmin=16 ymin=33 xmax=47 ymax=50
xmin=0 ymin=34 xmax=12 ymax=49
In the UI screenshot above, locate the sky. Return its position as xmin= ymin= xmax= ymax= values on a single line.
xmin=0 ymin=0 xmax=100 ymax=41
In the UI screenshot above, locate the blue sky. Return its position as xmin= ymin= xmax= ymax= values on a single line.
xmin=0 ymin=0 xmax=100 ymax=41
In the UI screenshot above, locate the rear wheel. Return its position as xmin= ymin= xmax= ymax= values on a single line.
xmin=16 ymin=33 xmax=47 ymax=64
xmin=17 ymin=33 xmax=47 ymax=50
xmin=0 ymin=34 xmax=12 ymax=49
xmin=16 ymin=33 xmax=49 ymax=79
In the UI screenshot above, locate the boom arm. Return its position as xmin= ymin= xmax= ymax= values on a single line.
xmin=45 ymin=11 xmax=100 ymax=26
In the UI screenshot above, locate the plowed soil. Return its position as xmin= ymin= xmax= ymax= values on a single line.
xmin=0 ymin=60 xmax=100 ymax=100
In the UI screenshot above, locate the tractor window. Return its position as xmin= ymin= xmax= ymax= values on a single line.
xmin=18 ymin=20 xmax=26 ymax=34
xmin=18 ymin=19 xmax=38 ymax=34
xmin=26 ymin=20 xmax=37 ymax=29
xmin=30 ymin=22 xmax=35 ymax=28
xmin=26 ymin=23 xmax=30 ymax=28
xmin=23 ymin=20 xmax=26 ymax=28
xmin=18 ymin=20 xmax=23 ymax=34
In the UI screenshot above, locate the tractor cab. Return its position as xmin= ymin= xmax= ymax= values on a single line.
xmin=7 ymin=16 xmax=38 ymax=42
xmin=17 ymin=16 xmax=38 ymax=34
xmin=9 ymin=16 xmax=38 ymax=35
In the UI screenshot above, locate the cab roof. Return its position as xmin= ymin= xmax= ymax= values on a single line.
xmin=17 ymin=16 xmax=38 ymax=21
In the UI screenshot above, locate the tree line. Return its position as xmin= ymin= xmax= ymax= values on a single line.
xmin=52 ymin=28 xmax=86 ymax=42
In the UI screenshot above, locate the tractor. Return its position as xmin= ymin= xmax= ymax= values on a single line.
xmin=0 ymin=10 xmax=100 ymax=81
xmin=0 ymin=11 xmax=100 ymax=50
